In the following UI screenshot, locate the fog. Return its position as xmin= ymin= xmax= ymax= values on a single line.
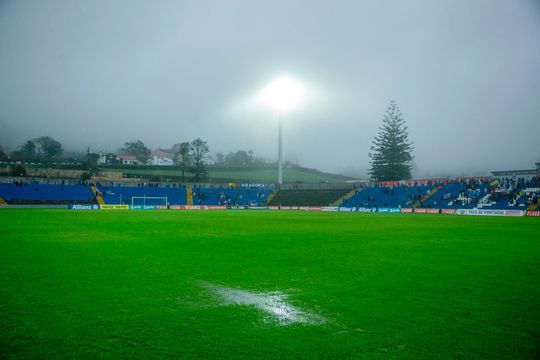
xmin=1 ymin=0 xmax=539 ymax=177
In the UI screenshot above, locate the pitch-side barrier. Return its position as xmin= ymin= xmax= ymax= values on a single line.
xmin=67 ymin=204 xmax=538 ymax=217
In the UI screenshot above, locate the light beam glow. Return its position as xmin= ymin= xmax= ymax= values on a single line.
xmin=255 ymin=76 xmax=307 ymax=112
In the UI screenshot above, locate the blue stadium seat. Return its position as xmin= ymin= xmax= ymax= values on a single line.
xmin=0 ymin=183 xmax=94 ymax=203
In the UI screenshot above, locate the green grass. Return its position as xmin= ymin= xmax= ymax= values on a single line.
xmin=0 ymin=210 xmax=539 ymax=359
xmin=101 ymin=166 xmax=351 ymax=183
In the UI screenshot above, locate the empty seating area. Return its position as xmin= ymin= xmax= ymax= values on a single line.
xmin=342 ymin=185 xmax=434 ymax=208
xmin=268 ymin=188 xmax=351 ymax=206
xmin=193 ymin=186 xmax=271 ymax=206
xmin=0 ymin=183 xmax=95 ymax=204
xmin=423 ymin=184 xmax=464 ymax=208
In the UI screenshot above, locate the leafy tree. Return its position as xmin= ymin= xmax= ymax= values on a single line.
xmin=87 ymin=153 xmax=100 ymax=170
xmin=190 ymin=138 xmax=209 ymax=182
xmin=171 ymin=142 xmax=192 ymax=183
xmin=214 ymin=152 xmax=225 ymax=165
xmin=218 ymin=149 xmax=262 ymax=167
xmin=119 ymin=140 xmax=151 ymax=163
xmin=225 ymin=150 xmax=253 ymax=167
xmin=10 ymin=150 xmax=25 ymax=162
xmin=10 ymin=164 xmax=26 ymax=176
xmin=16 ymin=136 xmax=63 ymax=163
xmin=0 ymin=146 xmax=8 ymax=161
xmin=368 ymin=101 xmax=414 ymax=181
xmin=21 ymin=140 xmax=37 ymax=161
xmin=80 ymin=172 xmax=91 ymax=182
xmin=34 ymin=136 xmax=63 ymax=162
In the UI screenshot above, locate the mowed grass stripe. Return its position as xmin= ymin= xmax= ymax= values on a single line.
xmin=0 ymin=210 xmax=539 ymax=358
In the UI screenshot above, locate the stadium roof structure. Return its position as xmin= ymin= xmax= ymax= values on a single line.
xmin=491 ymin=168 xmax=537 ymax=178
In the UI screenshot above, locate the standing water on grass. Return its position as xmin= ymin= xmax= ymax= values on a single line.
xmin=204 ymin=283 xmax=326 ymax=325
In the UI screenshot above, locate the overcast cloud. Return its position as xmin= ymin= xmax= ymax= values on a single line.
xmin=1 ymin=0 xmax=539 ymax=177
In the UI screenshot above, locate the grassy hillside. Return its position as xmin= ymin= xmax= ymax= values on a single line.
xmin=1 ymin=210 xmax=539 ymax=358
xmin=99 ymin=165 xmax=353 ymax=183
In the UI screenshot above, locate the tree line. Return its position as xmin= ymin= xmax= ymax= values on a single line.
xmin=117 ymin=100 xmax=416 ymax=182
xmin=2 ymin=136 xmax=64 ymax=163
xmin=1 ymin=101 xmax=415 ymax=182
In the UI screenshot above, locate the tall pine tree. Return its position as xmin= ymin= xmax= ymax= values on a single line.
xmin=368 ymin=101 xmax=414 ymax=181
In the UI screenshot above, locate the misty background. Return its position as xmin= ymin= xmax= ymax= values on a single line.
xmin=0 ymin=0 xmax=539 ymax=178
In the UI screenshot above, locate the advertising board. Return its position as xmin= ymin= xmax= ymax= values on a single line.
xmin=377 ymin=207 xmax=401 ymax=213
xmin=130 ymin=205 xmax=157 ymax=210
xmin=70 ymin=204 xmax=100 ymax=210
xmin=455 ymin=209 xmax=524 ymax=216
xmin=100 ymin=204 xmax=129 ymax=210
xmin=440 ymin=209 xmax=456 ymax=215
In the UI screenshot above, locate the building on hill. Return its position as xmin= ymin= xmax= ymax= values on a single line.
xmin=147 ymin=156 xmax=174 ymax=166
xmin=119 ymin=155 xmax=140 ymax=165
xmin=97 ymin=153 xmax=121 ymax=165
xmin=147 ymin=150 xmax=174 ymax=166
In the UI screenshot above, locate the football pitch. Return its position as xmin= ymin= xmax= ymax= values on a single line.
xmin=0 ymin=210 xmax=539 ymax=359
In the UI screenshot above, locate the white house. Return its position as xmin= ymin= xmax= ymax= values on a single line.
xmin=148 ymin=155 xmax=174 ymax=166
xmin=97 ymin=153 xmax=121 ymax=165
xmin=119 ymin=155 xmax=140 ymax=165
xmin=147 ymin=149 xmax=175 ymax=166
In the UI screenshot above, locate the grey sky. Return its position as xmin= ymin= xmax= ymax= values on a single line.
xmin=1 ymin=0 xmax=539 ymax=177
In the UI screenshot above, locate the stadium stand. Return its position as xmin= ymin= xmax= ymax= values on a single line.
xmin=192 ymin=186 xmax=271 ymax=206
xmin=415 ymin=176 xmax=540 ymax=210
xmin=478 ymin=177 xmax=539 ymax=210
xmin=342 ymin=185 xmax=435 ymax=208
xmin=0 ymin=182 xmax=95 ymax=204
xmin=1 ymin=175 xmax=537 ymax=210
xmin=268 ymin=188 xmax=352 ymax=206
xmin=422 ymin=183 xmax=464 ymax=209
xmin=96 ymin=184 xmax=187 ymax=205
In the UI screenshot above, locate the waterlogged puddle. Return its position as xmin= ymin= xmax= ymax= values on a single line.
xmin=203 ymin=283 xmax=326 ymax=325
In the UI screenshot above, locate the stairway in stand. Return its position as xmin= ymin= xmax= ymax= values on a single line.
xmin=91 ymin=185 xmax=105 ymax=205
xmin=331 ymin=188 xmax=360 ymax=207
xmin=265 ymin=190 xmax=278 ymax=205
xmin=527 ymin=200 xmax=539 ymax=211
xmin=187 ymin=187 xmax=193 ymax=205
xmin=412 ymin=185 xmax=443 ymax=209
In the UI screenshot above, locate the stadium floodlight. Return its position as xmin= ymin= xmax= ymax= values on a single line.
xmin=255 ymin=76 xmax=306 ymax=112
xmin=255 ymin=76 xmax=306 ymax=185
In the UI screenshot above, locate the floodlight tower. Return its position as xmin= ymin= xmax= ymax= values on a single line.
xmin=278 ymin=112 xmax=283 ymax=184
xmin=255 ymin=76 xmax=306 ymax=185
